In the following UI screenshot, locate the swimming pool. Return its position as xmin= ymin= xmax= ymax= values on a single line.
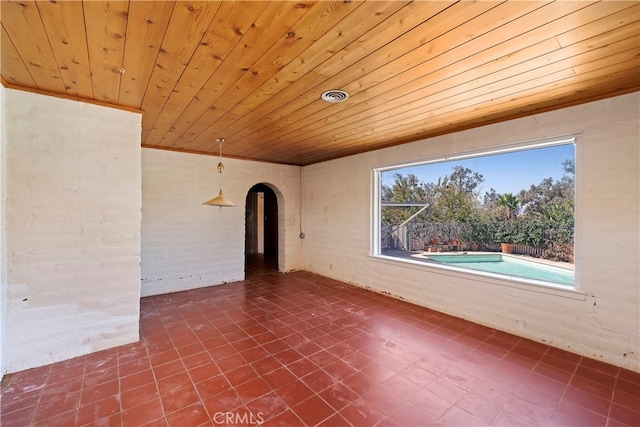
xmin=426 ymin=254 xmax=574 ymax=286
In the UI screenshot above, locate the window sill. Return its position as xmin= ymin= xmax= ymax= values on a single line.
xmin=369 ymin=254 xmax=586 ymax=301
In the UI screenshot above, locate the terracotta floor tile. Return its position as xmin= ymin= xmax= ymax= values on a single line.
xmin=47 ymin=363 xmax=85 ymax=385
xmin=575 ymin=365 xmax=617 ymax=388
xmin=501 ymin=395 xmax=555 ymax=426
xmin=514 ymin=381 xmax=564 ymax=411
xmin=82 ymin=368 xmax=120 ymax=389
xmin=194 ymin=374 xmax=232 ymax=400
xmin=160 ymin=384 xmax=200 ymax=415
xmin=235 ymin=377 xmax=272 ymax=403
xmin=316 ymin=412 xmax=352 ymax=427
xmin=121 ymin=398 xmax=164 ymax=427
xmin=165 ymin=402 xmax=210 ymax=427
xmin=1 ymin=264 xmax=635 ymax=427
xmin=361 ymin=362 xmax=397 ymax=383
xmin=618 ymin=368 xmax=640 ymax=384
xmin=119 ymin=358 xmax=151 ymax=377
xmin=539 ymin=353 xmax=579 ymax=374
xmin=491 ymin=409 xmax=530 ymax=426
xmin=156 ymin=371 xmax=193 ymax=396
xmin=261 ymin=367 xmax=297 ymax=390
xmin=152 ymin=360 xmax=184 ymax=380
xmin=407 ymin=387 xmax=453 ymax=420
xmin=224 ymin=365 xmax=259 ymax=388
xmin=428 ymin=376 xmax=468 ymax=404
xmin=580 ymin=357 xmax=621 ymax=376
xmin=262 ymin=408 xmax=303 ymax=426
xmin=319 ymin=382 xmax=359 ymax=412
xmin=77 ymin=395 xmax=121 ymax=426
xmin=120 ymin=369 xmax=154 ymax=391
xmin=323 ymin=359 xmax=357 ymax=382
xmin=244 ymin=391 xmax=288 ymax=422
xmin=612 ymin=388 xmax=640 ymax=412
xmin=80 ymin=380 xmax=120 ymax=405
xmin=203 ymin=390 xmax=243 ymax=418
xmin=562 ymin=385 xmax=611 ymax=416
xmin=250 ymin=356 xmax=283 ymax=376
xmin=363 ymin=384 xmax=406 ymax=415
xmin=182 ymin=351 xmax=213 ymax=370
xmin=549 ymin=399 xmax=608 ymax=426
xmin=149 ymin=349 xmax=181 ymax=367
xmin=216 ymin=354 xmax=247 ymax=373
xmin=35 ymin=390 xmax=81 ymax=421
xmin=0 ymin=405 xmax=36 ymax=427
xmin=121 ymin=381 xmax=160 ymax=410
xmin=439 ymin=405 xmax=487 ymax=426
xmin=0 ymin=388 xmax=41 ymax=415
xmin=188 ymin=363 xmax=221 ymax=383
xmin=294 ymin=340 xmax=323 ymax=357
xmin=275 ymin=379 xmax=315 ymax=408
xmin=286 ymin=357 xmax=318 ymax=379
xmin=37 ymin=409 xmax=79 ymax=427
xmin=608 ymin=403 xmax=640 ymax=426
xmin=386 ymin=400 xmax=438 ymax=426
xmin=292 ymin=395 xmax=335 ymax=426
xmin=454 ymin=384 xmax=508 ymax=424
xmin=301 ymin=368 xmax=338 ymax=393
xmin=339 ymin=398 xmax=385 ymax=426
xmin=569 ymin=374 xmax=615 ymax=401
xmin=239 ymin=346 xmax=269 ymax=363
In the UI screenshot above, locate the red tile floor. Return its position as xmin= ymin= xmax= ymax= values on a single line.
xmin=1 ymin=258 xmax=639 ymax=426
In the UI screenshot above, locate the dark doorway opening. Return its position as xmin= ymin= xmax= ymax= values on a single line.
xmin=245 ymin=184 xmax=279 ymax=277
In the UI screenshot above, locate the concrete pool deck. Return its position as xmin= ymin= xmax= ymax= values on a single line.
xmin=382 ymin=249 xmax=575 ymax=271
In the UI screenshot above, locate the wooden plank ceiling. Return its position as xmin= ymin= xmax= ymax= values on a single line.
xmin=2 ymin=1 xmax=639 ymax=165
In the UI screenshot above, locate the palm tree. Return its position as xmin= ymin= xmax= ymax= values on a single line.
xmin=496 ymin=193 xmax=520 ymax=220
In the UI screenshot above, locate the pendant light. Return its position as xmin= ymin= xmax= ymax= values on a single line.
xmin=203 ymin=138 xmax=236 ymax=210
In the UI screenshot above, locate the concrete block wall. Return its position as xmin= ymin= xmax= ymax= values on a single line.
xmin=141 ymin=148 xmax=303 ymax=297
xmin=301 ymin=93 xmax=640 ymax=372
xmin=1 ymin=86 xmax=6 ymax=377
xmin=2 ymin=89 xmax=142 ymax=373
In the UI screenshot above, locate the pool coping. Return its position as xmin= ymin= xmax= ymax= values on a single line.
xmin=371 ymin=251 xmax=586 ymax=300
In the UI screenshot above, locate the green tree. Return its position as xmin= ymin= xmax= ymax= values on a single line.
xmin=495 ymin=193 xmax=520 ymax=219
xmin=433 ymin=166 xmax=484 ymax=223
xmin=482 ymin=188 xmax=500 ymax=210
xmin=381 ymin=173 xmax=434 ymax=225
xmin=519 ymin=159 xmax=574 ymax=216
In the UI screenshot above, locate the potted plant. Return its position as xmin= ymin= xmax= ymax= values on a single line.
xmin=500 ymin=242 xmax=515 ymax=254
xmin=495 ymin=193 xmax=521 ymax=254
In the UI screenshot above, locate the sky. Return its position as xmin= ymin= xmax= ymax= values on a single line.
xmin=381 ymin=143 xmax=575 ymax=196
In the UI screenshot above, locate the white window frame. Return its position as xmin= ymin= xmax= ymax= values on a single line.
xmin=371 ymin=135 xmax=585 ymax=299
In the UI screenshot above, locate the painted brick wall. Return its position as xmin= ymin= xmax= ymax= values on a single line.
xmin=1 ymin=86 xmax=6 ymax=377
xmin=301 ymin=93 xmax=640 ymax=372
xmin=141 ymin=148 xmax=303 ymax=297
xmin=3 ymin=89 xmax=142 ymax=373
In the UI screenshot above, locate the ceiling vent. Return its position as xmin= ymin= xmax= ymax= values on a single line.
xmin=321 ymin=89 xmax=350 ymax=103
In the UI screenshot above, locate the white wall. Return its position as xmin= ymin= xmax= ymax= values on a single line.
xmin=3 ymin=89 xmax=142 ymax=373
xmin=141 ymin=148 xmax=303 ymax=297
xmin=0 ymin=86 xmax=6 ymax=378
xmin=302 ymin=93 xmax=640 ymax=372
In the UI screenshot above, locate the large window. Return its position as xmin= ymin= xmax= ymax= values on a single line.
xmin=373 ymin=138 xmax=576 ymax=288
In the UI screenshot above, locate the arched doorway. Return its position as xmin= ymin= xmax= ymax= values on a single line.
xmin=245 ymin=183 xmax=279 ymax=276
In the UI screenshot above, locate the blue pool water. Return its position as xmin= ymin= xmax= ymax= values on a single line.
xmin=426 ymin=254 xmax=574 ymax=286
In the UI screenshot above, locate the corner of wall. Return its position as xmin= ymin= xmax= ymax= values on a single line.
xmin=1 ymin=84 xmax=6 ymax=380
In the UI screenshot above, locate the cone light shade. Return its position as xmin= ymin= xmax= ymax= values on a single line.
xmin=203 ymin=138 xmax=236 ymax=209
xmin=204 ymin=189 xmax=236 ymax=207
